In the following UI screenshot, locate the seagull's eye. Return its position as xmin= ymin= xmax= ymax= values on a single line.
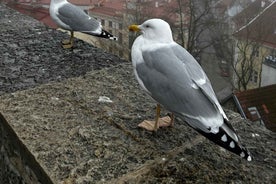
xmin=145 ymin=24 xmax=150 ymax=28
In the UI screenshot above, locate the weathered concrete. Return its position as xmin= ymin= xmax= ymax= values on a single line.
xmin=0 ymin=3 xmax=275 ymax=184
xmin=0 ymin=113 xmax=53 ymax=183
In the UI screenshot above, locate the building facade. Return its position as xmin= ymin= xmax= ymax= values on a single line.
xmin=232 ymin=0 xmax=276 ymax=90
xmin=261 ymin=56 xmax=276 ymax=87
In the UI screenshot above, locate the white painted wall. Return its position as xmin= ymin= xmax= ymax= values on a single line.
xmin=261 ymin=63 xmax=276 ymax=86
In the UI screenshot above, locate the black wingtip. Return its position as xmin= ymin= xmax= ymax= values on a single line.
xmin=97 ymin=30 xmax=118 ymax=41
xmin=196 ymin=121 xmax=252 ymax=161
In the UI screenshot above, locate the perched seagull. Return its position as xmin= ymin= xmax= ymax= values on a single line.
xmin=49 ymin=0 xmax=117 ymax=48
xmin=129 ymin=19 xmax=252 ymax=161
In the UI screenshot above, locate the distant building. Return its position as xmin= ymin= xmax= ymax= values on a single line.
xmin=261 ymin=56 xmax=276 ymax=87
xmin=5 ymin=0 xmax=191 ymax=60
xmin=233 ymin=0 xmax=276 ymax=90
xmin=212 ymin=0 xmax=267 ymax=33
xmin=87 ymin=0 xmax=127 ymax=59
xmin=233 ymin=84 xmax=276 ymax=132
xmin=231 ymin=0 xmax=273 ymax=30
xmin=88 ymin=0 xmax=189 ymax=60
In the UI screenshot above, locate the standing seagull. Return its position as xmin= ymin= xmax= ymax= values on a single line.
xmin=49 ymin=0 xmax=117 ymax=48
xmin=129 ymin=19 xmax=252 ymax=161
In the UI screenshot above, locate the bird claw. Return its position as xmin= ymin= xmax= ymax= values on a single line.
xmin=61 ymin=39 xmax=71 ymax=45
xmin=138 ymin=116 xmax=172 ymax=131
xmin=61 ymin=39 xmax=73 ymax=49
xmin=62 ymin=43 xmax=73 ymax=49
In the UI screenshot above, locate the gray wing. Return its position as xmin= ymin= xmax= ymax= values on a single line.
xmin=171 ymin=45 xmax=227 ymax=120
xmin=57 ymin=3 xmax=100 ymax=32
xmin=136 ymin=44 xmax=223 ymax=132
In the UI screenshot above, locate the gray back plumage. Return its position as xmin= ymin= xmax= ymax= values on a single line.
xmin=136 ymin=44 xmax=222 ymax=132
xmin=57 ymin=3 xmax=100 ymax=32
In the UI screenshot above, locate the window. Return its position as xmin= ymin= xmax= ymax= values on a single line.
xmin=119 ymin=23 xmax=123 ymax=30
xmin=109 ymin=21 xmax=112 ymax=27
xmin=118 ymin=33 xmax=122 ymax=44
xmin=250 ymin=70 xmax=258 ymax=83
xmin=101 ymin=19 xmax=105 ymax=26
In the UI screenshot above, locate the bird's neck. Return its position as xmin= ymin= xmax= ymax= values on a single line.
xmin=143 ymin=37 xmax=174 ymax=45
xmin=141 ymin=40 xmax=176 ymax=52
xmin=143 ymin=32 xmax=174 ymax=44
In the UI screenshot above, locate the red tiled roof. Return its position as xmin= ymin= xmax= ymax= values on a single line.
xmin=84 ymin=0 xmax=126 ymax=18
xmin=233 ymin=1 xmax=276 ymax=48
xmin=121 ymin=0 xmax=187 ymax=25
xmin=89 ymin=0 xmax=183 ymax=23
xmin=90 ymin=0 xmax=126 ymax=17
xmin=232 ymin=0 xmax=271 ymax=28
xmin=91 ymin=6 xmax=124 ymax=18
xmin=235 ymin=84 xmax=276 ymax=132
xmin=35 ymin=0 xmax=97 ymax=6
xmin=7 ymin=3 xmax=57 ymax=28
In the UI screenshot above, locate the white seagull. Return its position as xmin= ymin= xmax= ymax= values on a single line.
xmin=129 ymin=19 xmax=252 ymax=161
xmin=49 ymin=0 xmax=117 ymax=48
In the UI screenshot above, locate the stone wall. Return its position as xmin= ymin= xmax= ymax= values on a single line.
xmin=0 ymin=113 xmax=53 ymax=184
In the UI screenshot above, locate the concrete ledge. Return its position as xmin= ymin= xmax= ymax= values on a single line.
xmin=0 ymin=113 xmax=53 ymax=183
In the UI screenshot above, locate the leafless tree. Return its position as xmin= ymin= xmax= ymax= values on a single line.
xmin=233 ymin=37 xmax=261 ymax=91
xmin=165 ymin=0 xmax=217 ymax=63
xmin=209 ymin=1 xmax=273 ymax=91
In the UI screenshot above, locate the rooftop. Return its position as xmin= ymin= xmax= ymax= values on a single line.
xmin=232 ymin=0 xmax=272 ymax=28
xmin=90 ymin=4 xmax=125 ymax=18
xmin=234 ymin=84 xmax=276 ymax=132
xmin=233 ymin=1 xmax=276 ymax=48
xmin=6 ymin=2 xmax=57 ymax=28
xmin=29 ymin=0 xmax=98 ymax=6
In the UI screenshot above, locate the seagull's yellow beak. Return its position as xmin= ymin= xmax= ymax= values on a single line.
xmin=128 ymin=25 xmax=140 ymax=32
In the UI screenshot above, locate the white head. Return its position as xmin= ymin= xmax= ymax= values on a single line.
xmin=129 ymin=19 xmax=174 ymax=43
